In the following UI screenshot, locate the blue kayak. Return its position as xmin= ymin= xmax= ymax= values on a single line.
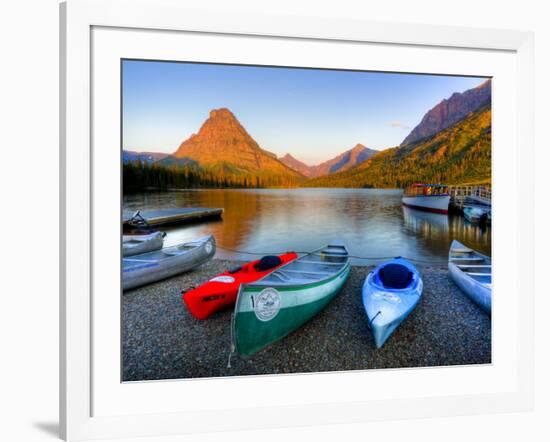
xmin=362 ymin=258 xmax=423 ymax=348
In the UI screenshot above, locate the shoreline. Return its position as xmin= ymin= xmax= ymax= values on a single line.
xmin=122 ymin=258 xmax=491 ymax=381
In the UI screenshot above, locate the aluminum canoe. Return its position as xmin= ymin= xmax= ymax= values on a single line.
xmin=448 ymin=240 xmax=491 ymax=314
xmin=122 ymin=231 xmax=165 ymax=257
xmin=122 ymin=235 xmax=216 ymax=291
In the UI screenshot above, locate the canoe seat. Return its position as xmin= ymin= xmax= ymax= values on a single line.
xmin=379 ymin=264 xmax=413 ymax=289
xmin=281 ymin=269 xmax=332 ymax=276
xmin=299 ymin=260 xmax=342 ymax=266
xmin=451 ymin=248 xmax=473 ymax=253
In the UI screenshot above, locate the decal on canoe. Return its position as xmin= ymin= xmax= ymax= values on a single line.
xmin=210 ymin=275 xmax=235 ymax=283
xmin=254 ymin=288 xmax=281 ymax=322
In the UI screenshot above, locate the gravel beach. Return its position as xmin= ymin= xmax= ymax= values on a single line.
xmin=122 ymin=259 xmax=491 ymax=381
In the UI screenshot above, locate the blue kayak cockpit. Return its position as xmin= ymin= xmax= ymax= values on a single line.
xmin=378 ymin=263 xmax=414 ymax=289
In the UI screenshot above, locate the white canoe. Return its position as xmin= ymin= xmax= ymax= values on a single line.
xmin=122 ymin=231 xmax=165 ymax=257
xmin=362 ymin=258 xmax=423 ymax=348
xmin=448 ymin=240 xmax=491 ymax=314
xmin=122 ymin=235 xmax=216 ymax=291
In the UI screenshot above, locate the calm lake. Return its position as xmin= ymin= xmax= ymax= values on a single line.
xmin=123 ymin=188 xmax=491 ymax=264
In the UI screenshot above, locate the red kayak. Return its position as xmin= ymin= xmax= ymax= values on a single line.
xmin=182 ymin=252 xmax=298 ymax=319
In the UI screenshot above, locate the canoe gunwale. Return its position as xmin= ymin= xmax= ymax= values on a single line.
xmin=244 ymin=244 xmax=349 ymax=289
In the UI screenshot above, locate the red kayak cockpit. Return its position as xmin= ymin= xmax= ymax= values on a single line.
xmin=182 ymin=252 xmax=298 ymax=320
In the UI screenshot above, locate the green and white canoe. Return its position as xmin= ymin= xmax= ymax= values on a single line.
xmin=231 ymin=242 xmax=351 ymax=356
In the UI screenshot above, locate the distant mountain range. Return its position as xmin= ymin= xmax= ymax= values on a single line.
xmin=279 ymin=144 xmax=378 ymax=178
xmin=305 ymin=103 xmax=491 ymax=188
xmin=401 ymin=79 xmax=491 ymax=146
xmin=122 ymin=150 xmax=169 ymax=164
xmin=123 ymin=79 xmax=491 ymax=189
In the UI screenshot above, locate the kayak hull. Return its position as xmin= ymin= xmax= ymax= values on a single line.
xmin=182 ymin=252 xmax=298 ymax=320
xmin=362 ymin=258 xmax=423 ymax=348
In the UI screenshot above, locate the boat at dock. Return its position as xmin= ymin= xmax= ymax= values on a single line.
xmin=231 ymin=242 xmax=351 ymax=356
xmin=463 ymin=206 xmax=490 ymax=224
xmin=122 ymin=231 xmax=165 ymax=257
xmin=448 ymin=240 xmax=491 ymax=314
xmin=182 ymin=252 xmax=298 ymax=319
xmin=362 ymin=258 xmax=423 ymax=348
xmin=402 ymin=183 xmax=450 ymax=214
xmin=123 ymin=235 xmax=216 ymax=291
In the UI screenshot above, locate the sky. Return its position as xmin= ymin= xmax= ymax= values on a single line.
xmin=122 ymin=60 xmax=487 ymax=165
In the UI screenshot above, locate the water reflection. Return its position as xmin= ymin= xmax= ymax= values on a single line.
xmin=401 ymin=206 xmax=491 ymax=258
xmin=123 ymin=189 xmax=491 ymax=263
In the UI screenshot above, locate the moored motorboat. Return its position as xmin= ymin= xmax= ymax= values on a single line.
xmin=231 ymin=242 xmax=351 ymax=356
xmin=182 ymin=252 xmax=298 ymax=319
xmin=402 ymin=183 xmax=450 ymax=214
xmin=362 ymin=258 xmax=423 ymax=348
xmin=122 ymin=231 xmax=165 ymax=257
xmin=463 ymin=206 xmax=490 ymax=224
xmin=448 ymin=240 xmax=491 ymax=314
xmin=122 ymin=235 xmax=216 ymax=291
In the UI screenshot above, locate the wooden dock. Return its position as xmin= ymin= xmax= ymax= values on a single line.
xmin=448 ymin=186 xmax=491 ymax=211
xmin=122 ymin=207 xmax=223 ymax=227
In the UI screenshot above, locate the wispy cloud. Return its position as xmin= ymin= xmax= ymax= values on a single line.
xmin=389 ymin=120 xmax=411 ymax=130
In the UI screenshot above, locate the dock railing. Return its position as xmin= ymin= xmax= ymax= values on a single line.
xmin=448 ymin=185 xmax=491 ymax=210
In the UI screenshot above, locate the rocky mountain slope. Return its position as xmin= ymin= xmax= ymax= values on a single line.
xmin=401 ymin=79 xmax=491 ymax=146
xmin=279 ymin=153 xmax=313 ymax=177
xmin=173 ymin=108 xmax=302 ymax=181
xmin=304 ymin=104 xmax=491 ymax=188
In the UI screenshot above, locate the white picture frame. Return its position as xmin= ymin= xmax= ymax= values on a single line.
xmin=60 ymin=0 xmax=534 ymax=440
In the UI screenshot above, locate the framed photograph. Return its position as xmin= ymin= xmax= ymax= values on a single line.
xmin=60 ymin=0 xmax=534 ymax=440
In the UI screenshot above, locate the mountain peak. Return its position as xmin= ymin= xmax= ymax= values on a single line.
xmin=209 ymin=107 xmax=235 ymax=120
xmin=280 ymin=144 xmax=378 ymax=178
xmin=278 ymin=153 xmax=312 ymax=177
xmin=476 ymin=79 xmax=491 ymax=90
xmin=173 ymin=108 xmax=302 ymax=180
xmin=401 ymin=79 xmax=491 ymax=146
